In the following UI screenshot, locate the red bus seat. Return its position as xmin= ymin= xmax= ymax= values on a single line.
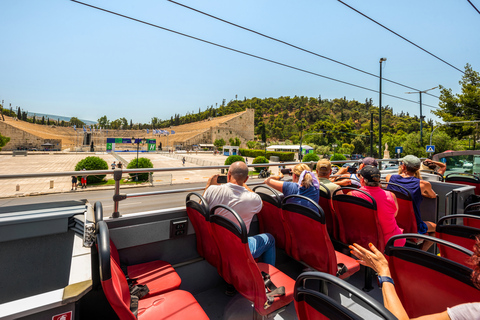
xmin=436 ymin=214 xmax=480 ymax=267
xmin=294 ymin=272 xmax=397 ymax=320
xmin=185 ymin=192 xmax=222 ymax=272
xmin=332 ymin=187 xmax=384 ymax=251
xmin=96 ymin=221 xmax=209 ymax=320
xmin=210 ymin=204 xmax=295 ymax=316
xmin=253 ymin=185 xmax=290 ymax=251
xmin=445 ymin=173 xmax=480 ymax=195
xmin=318 ymin=182 xmax=339 ymax=240
xmin=464 ymin=202 xmax=480 ymax=228
xmin=95 ymin=202 xmax=181 ymax=297
xmin=385 ymin=234 xmax=479 ymax=319
xmin=282 ymin=194 xmax=359 ymax=279
xmin=382 ymin=182 xmax=418 ymax=234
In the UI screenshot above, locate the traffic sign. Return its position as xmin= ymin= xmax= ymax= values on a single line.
xmin=426 ymin=145 xmax=435 ymax=153
xmin=395 ymin=146 xmax=403 ymax=154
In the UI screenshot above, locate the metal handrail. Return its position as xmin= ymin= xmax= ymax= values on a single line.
xmin=0 ymin=158 xmax=402 ymax=218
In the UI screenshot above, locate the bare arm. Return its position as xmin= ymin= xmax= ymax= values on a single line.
xmin=350 ymin=243 xmax=451 ymax=320
xmin=333 ymin=178 xmax=352 ymax=187
xmin=420 ymin=180 xmax=437 ymax=198
xmin=386 ymin=174 xmax=392 ymax=182
xmin=392 ymin=192 xmax=399 ymax=217
xmin=264 ymin=176 xmax=284 ymax=193
xmin=350 ymin=243 xmax=410 ymax=320
xmin=434 ymin=161 xmax=446 ymax=175
xmin=336 ymin=167 xmax=349 ymax=175
xmin=202 ymin=174 xmax=219 ymax=197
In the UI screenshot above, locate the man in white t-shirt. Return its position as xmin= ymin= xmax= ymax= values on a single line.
xmin=203 ymin=161 xmax=276 ymax=266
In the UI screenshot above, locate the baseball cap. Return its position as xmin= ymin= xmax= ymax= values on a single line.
xmin=316 ymin=159 xmax=331 ymax=172
xmin=400 ymin=155 xmax=421 ymax=169
xmin=362 ymin=157 xmax=378 ymax=167
xmin=359 ymin=165 xmax=381 ymax=182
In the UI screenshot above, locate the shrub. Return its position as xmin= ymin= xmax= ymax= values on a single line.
xmin=330 ymin=153 xmax=347 ymax=161
xmin=252 ymin=156 xmax=269 ymax=172
xmin=75 ymin=156 xmax=108 ymax=184
xmin=126 ymin=157 xmax=153 ymax=181
xmin=224 ymin=155 xmax=245 ymax=166
xmin=303 ymin=153 xmax=320 ymax=163
xmin=239 ymin=148 xmax=295 ymax=161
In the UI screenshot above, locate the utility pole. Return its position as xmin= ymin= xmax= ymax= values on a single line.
xmin=406 ymin=86 xmax=437 ymax=148
xmin=370 ymin=113 xmax=374 ymax=157
xmin=379 ymin=58 xmax=387 ymax=158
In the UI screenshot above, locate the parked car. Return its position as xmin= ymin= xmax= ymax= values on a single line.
xmin=463 ymin=161 xmax=473 ymax=169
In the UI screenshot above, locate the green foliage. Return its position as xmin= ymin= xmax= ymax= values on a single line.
xmin=302 ymin=153 xmax=320 ymax=163
xmin=214 ymin=138 xmax=226 ymax=149
xmin=0 ymin=133 xmax=10 ymax=151
xmin=337 ymin=143 xmax=354 ymax=155
xmin=252 ymin=156 xmax=269 ymax=172
xmin=224 ymin=155 xmax=245 ymax=166
xmin=229 ymin=137 xmax=241 ymax=146
xmin=315 ymin=145 xmax=331 ymax=156
xmin=433 ymin=64 xmax=480 ymax=140
xmin=351 ymin=137 xmax=366 ymax=154
xmin=126 ymin=157 xmax=153 ymax=181
xmin=239 ymin=148 xmax=295 ymax=161
xmin=330 ymin=153 xmax=347 ymax=161
xmin=69 ymin=117 xmax=85 ymax=127
xmin=246 ymin=141 xmax=256 ymax=149
xmin=75 ymin=156 xmax=108 ymax=183
xmin=98 ymin=115 xmax=109 ymax=128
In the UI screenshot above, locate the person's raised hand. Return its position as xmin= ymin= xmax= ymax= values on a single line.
xmin=349 ymin=243 xmax=391 ymax=277
xmin=206 ymin=174 xmax=220 ymax=188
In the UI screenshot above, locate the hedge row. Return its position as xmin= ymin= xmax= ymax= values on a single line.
xmin=239 ymin=148 xmax=295 ymax=161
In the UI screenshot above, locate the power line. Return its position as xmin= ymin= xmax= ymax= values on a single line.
xmin=337 ymin=0 xmax=464 ymax=74
xmin=467 ymin=0 xmax=480 ymax=15
xmin=70 ymin=0 xmax=438 ymax=109
xmin=167 ymin=0 xmax=439 ymax=99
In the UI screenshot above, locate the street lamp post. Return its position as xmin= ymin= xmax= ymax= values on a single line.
xmin=132 ymin=137 xmax=145 ymax=182
xmin=406 ymin=86 xmax=437 ymax=148
xmin=379 ymin=57 xmax=387 ymax=159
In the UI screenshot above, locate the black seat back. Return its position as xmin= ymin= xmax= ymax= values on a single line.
xmin=294 ymin=272 xmax=397 ymax=320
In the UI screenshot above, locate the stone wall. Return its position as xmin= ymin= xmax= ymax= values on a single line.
xmin=0 ymin=121 xmax=62 ymax=150
xmin=182 ymin=109 xmax=255 ymax=148
xmin=0 ymin=109 xmax=255 ymax=151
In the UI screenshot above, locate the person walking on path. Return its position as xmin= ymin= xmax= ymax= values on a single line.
xmin=81 ymin=168 xmax=87 ymax=189
xmin=117 ymin=161 xmax=122 ymax=169
xmin=182 ymin=157 xmax=186 ymax=166
xmin=111 ymin=161 xmax=116 ymax=170
xmin=71 ymin=176 xmax=77 ymax=191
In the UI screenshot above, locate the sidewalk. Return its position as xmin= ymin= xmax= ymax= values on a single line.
xmin=0 ymin=152 xmax=229 ymax=198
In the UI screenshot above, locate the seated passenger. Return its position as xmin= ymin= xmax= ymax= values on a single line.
xmin=333 ymin=157 xmax=379 ymax=187
xmin=316 ymin=159 xmax=340 ymax=194
xmin=203 ymin=161 xmax=276 ymax=265
xmin=386 ymin=155 xmax=436 ymax=251
xmin=348 ymin=165 xmax=405 ymax=247
xmin=350 ymin=237 xmax=480 ymax=320
xmin=264 ymin=163 xmax=320 ymax=212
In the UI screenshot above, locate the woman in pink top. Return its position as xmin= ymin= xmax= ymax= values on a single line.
xmin=348 ymin=165 xmax=405 ymax=247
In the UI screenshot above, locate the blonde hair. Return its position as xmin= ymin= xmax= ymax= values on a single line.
xmin=293 ymin=164 xmax=313 ymax=188
xmin=399 ymin=164 xmax=421 ymax=179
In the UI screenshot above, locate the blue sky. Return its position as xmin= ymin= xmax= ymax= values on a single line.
xmin=1 ymin=0 xmax=478 ymax=124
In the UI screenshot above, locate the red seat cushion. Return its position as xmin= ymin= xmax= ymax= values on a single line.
xmin=257 ymin=263 xmax=295 ymax=314
xmin=138 ymin=290 xmax=209 ymax=320
xmin=334 ymin=251 xmax=360 ymax=279
xmin=127 ymin=260 xmax=182 ymax=297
